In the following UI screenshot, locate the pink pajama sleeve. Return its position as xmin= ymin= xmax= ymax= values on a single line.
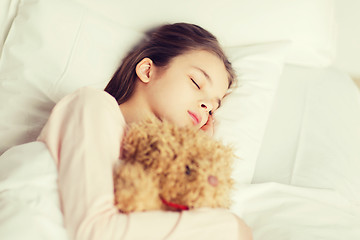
xmin=37 ymin=87 xmax=247 ymax=240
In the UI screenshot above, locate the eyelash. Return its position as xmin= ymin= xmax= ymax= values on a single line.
xmin=191 ymin=78 xmax=200 ymax=89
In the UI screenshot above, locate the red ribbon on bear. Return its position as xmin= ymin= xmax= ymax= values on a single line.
xmin=160 ymin=196 xmax=189 ymax=211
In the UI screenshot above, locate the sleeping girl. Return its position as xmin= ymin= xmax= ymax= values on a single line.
xmin=37 ymin=22 xmax=252 ymax=240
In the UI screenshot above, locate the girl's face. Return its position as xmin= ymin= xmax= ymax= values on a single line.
xmin=141 ymin=50 xmax=229 ymax=129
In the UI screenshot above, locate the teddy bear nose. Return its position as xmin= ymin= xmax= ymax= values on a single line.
xmin=208 ymin=175 xmax=218 ymax=187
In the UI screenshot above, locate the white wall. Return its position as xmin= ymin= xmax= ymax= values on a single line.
xmin=333 ymin=0 xmax=360 ymax=79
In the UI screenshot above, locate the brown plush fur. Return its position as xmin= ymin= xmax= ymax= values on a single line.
xmin=113 ymin=118 xmax=234 ymax=213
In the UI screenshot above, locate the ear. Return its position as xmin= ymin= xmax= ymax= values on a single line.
xmin=135 ymin=58 xmax=154 ymax=83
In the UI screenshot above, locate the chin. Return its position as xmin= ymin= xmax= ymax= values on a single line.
xmin=166 ymin=117 xmax=188 ymax=127
xmin=158 ymin=114 xmax=192 ymax=128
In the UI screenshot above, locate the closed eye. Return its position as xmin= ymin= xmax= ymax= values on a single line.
xmin=191 ymin=78 xmax=200 ymax=89
xmin=185 ymin=165 xmax=192 ymax=176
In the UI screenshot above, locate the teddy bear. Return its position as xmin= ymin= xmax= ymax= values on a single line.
xmin=113 ymin=117 xmax=235 ymax=213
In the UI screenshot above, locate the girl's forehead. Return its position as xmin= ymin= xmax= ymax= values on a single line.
xmin=172 ymin=50 xmax=228 ymax=78
xmin=171 ymin=50 xmax=229 ymax=96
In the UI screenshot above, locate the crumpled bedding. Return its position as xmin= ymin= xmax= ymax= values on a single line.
xmin=1 ymin=141 xmax=360 ymax=240
xmin=0 ymin=142 xmax=68 ymax=240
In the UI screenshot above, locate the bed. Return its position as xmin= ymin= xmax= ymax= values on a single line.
xmin=1 ymin=0 xmax=360 ymax=239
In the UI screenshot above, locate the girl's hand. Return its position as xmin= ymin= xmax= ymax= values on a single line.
xmin=200 ymin=115 xmax=215 ymax=137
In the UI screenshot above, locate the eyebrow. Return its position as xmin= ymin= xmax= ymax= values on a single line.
xmin=192 ymin=66 xmax=213 ymax=84
xmin=191 ymin=66 xmax=222 ymax=110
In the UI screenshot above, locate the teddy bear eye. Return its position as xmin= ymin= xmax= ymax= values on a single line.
xmin=185 ymin=165 xmax=191 ymax=175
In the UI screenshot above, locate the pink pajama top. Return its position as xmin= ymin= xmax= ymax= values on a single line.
xmin=37 ymin=87 xmax=245 ymax=240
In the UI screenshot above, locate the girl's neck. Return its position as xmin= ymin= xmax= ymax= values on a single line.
xmin=119 ymin=91 xmax=154 ymax=125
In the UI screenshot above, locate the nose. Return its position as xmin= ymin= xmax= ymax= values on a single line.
xmin=208 ymin=175 xmax=218 ymax=187
xmin=200 ymin=101 xmax=213 ymax=114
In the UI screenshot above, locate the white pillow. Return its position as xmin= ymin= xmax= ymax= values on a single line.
xmin=0 ymin=0 xmax=289 ymax=164
xmin=253 ymin=65 xmax=360 ymax=204
xmin=215 ymin=42 xmax=289 ymax=184
xmin=1 ymin=0 xmax=337 ymax=67
xmin=0 ymin=0 xmax=143 ymax=154
xmin=0 ymin=0 xmax=20 ymax=55
xmin=75 ymin=0 xmax=336 ymax=67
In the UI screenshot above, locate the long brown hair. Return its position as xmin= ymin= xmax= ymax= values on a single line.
xmin=105 ymin=23 xmax=236 ymax=104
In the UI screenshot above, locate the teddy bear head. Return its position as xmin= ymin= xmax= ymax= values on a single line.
xmin=121 ymin=118 xmax=235 ymax=210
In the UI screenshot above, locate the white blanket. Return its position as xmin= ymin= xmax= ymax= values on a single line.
xmin=1 ymin=141 xmax=360 ymax=240
xmin=0 ymin=142 xmax=68 ymax=240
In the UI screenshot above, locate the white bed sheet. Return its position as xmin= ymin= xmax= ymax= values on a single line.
xmin=231 ymin=182 xmax=360 ymax=240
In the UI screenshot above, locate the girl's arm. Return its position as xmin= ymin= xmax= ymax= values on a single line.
xmin=38 ymin=87 xmax=248 ymax=240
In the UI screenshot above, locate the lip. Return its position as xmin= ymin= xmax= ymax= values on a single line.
xmin=188 ymin=111 xmax=201 ymax=125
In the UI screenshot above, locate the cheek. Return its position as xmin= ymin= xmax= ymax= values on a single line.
xmin=148 ymin=79 xmax=198 ymax=124
xmin=158 ymin=83 xmax=194 ymax=107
